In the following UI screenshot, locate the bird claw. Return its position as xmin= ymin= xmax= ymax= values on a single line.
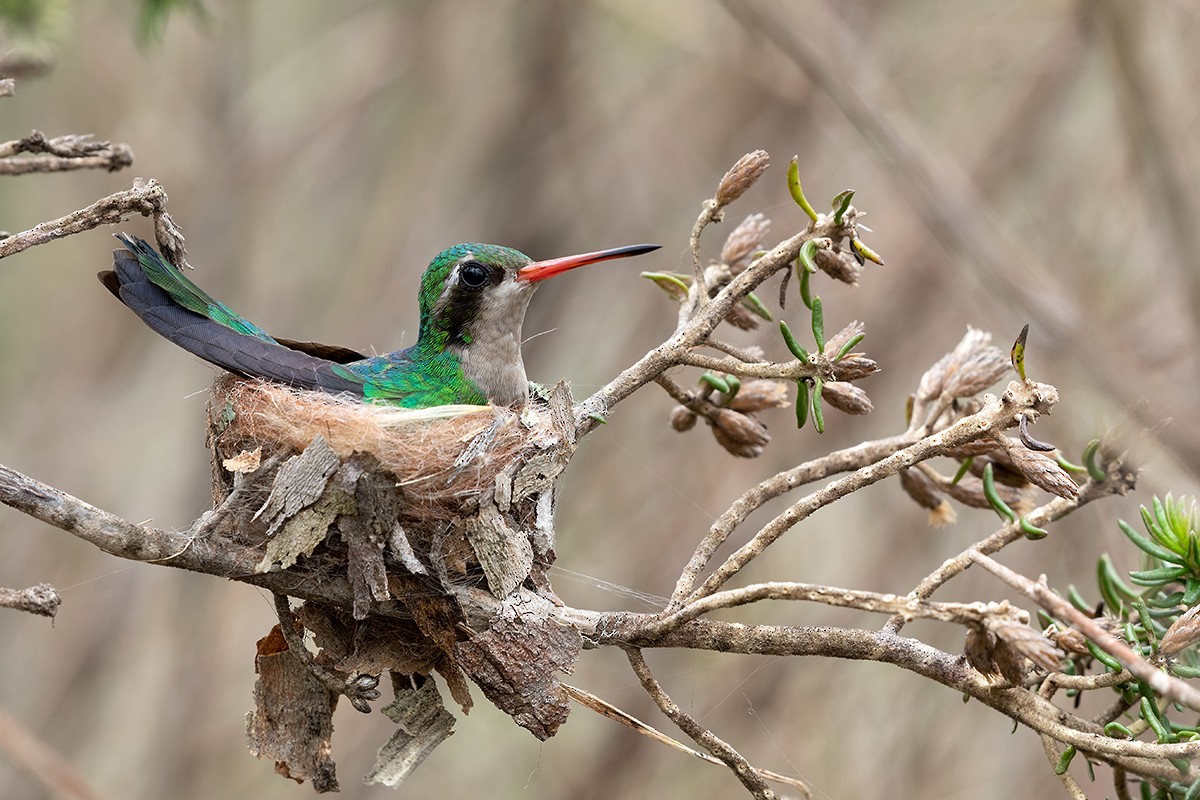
xmin=345 ymin=673 xmax=382 ymax=714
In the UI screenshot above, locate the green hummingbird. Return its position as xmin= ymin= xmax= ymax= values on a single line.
xmin=100 ymin=235 xmax=659 ymax=408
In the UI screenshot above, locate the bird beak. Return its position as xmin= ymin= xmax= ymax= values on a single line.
xmin=517 ymin=243 xmax=660 ymax=283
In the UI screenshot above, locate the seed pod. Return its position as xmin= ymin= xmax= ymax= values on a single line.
xmin=723 ymin=302 xmax=761 ymax=331
xmin=710 ymin=408 xmax=770 ymax=458
xmin=727 ymin=380 xmax=790 ymax=413
xmin=945 ymin=474 xmax=1030 ymax=513
xmin=831 ymin=356 xmax=879 ymax=381
xmin=821 ymin=381 xmax=873 ymax=415
xmin=964 ymin=626 xmax=998 ymax=678
xmin=721 ymin=212 xmax=771 ymax=271
xmin=915 ymin=327 xmax=998 ymax=405
xmin=1002 ymin=441 xmax=1079 ymax=499
xmin=900 ymin=468 xmax=956 ymax=527
xmin=969 ymin=454 xmax=1029 ymax=488
xmin=716 ymin=150 xmax=770 ymax=206
xmin=669 ymin=405 xmax=698 ymax=432
xmin=1159 ymin=604 xmax=1200 ymax=656
xmin=814 ymin=246 xmax=864 ymax=286
xmin=1049 ymin=627 xmax=1091 ymax=656
xmin=993 ymin=619 xmax=1062 ymax=673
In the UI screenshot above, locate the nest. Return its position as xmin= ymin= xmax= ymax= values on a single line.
xmin=205 ymin=375 xmax=585 ymax=787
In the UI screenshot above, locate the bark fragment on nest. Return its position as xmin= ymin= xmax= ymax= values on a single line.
xmin=206 ymin=375 xmax=584 ymax=782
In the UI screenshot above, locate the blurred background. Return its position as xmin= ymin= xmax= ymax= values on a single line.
xmin=0 ymin=1 xmax=1198 ymax=798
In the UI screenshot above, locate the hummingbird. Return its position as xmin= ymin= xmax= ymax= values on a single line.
xmin=100 ymin=235 xmax=659 ymax=408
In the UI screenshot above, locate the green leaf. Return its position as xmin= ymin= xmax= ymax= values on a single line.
xmin=1104 ymin=721 xmax=1133 ymax=738
xmin=834 ymin=332 xmax=866 ymax=361
xmin=851 ymin=238 xmax=884 ymax=265
xmin=1140 ymin=696 xmax=1172 ymax=743
xmin=1120 ymin=519 xmax=1183 ymax=563
xmin=951 ymin=458 xmax=972 ymax=486
xmin=1128 ymin=565 xmax=1190 ymax=586
xmin=787 ymin=157 xmax=819 ymax=222
xmin=1066 ymin=585 xmax=1092 ymax=613
xmin=1020 ymin=518 xmax=1048 ymax=540
xmin=831 ymin=189 xmax=855 ymax=226
xmin=810 ymin=296 xmax=825 ymax=353
xmin=795 ymin=380 xmax=809 ymax=430
xmin=1087 ymin=640 xmax=1123 ymax=671
xmin=1053 ymin=745 xmax=1076 ymax=775
xmin=1010 ymin=324 xmax=1029 ymax=382
xmin=1184 ymin=580 xmax=1200 ymax=606
xmin=982 ymin=463 xmax=1017 ymax=523
xmin=778 ymin=321 xmax=810 ymax=363
xmin=740 ymin=291 xmax=773 ymax=321
xmin=699 ymin=373 xmax=731 ymax=394
xmin=1082 ymin=439 xmax=1106 ymax=482
xmin=641 ymin=271 xmax=692 ymax=299
xmin=811 ymin=377 xmax=825 ymax=433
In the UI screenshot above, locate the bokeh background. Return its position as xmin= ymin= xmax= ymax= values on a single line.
xmin=1 ymin=1 xmax=1198 ymax=798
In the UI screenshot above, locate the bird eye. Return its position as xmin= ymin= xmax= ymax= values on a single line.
xmin=459 ymin=261 xmax=489 ymax=288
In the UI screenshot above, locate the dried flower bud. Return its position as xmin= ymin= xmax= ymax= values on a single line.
xmin=964 ymin=626 xmax=997 ymax=678
xmin=1159 ymin=604 xmax=1200 ymax=656
xmin=943 ymin=347 xmax=1010 ymax=399
xmin=670 ymin=405 xmax=698 ymax=432
xmin=1048 ymin=627 xmax=1091 ymax=656
xmin=993 ymin=619 xmax=1062 ymax=673
xmin=831 ymin=356 xmax=879 ymax=381
xmin=991 ymin=637 xmax=1029 ymax=684
xmin=721 ymin=213 xmax=771 ymax=271
xmin=823 ymin=320 xmax=865 ymax=359
xmin=900 ymin=468 xmax=942 ymax=510
xmin=945 ymin=474 xmax=1030 ymax=513
xmin=969 ymin=454 xmax=1029 ymax=488
xmin=1000 ymin=439 xmax=1079 ymax=499
xmin=710 ymin=408 xmax=770 ymax=458
xmin=943 ymin=440 xmax=1003 ymax=459
xmin=727 ymin=380 xmax=790 ymax=413
xmin=814 ymin=247 xmax=864 ymax=286
xmin=915 ymin=327 xmax=996 ymax=405
xmin=821 ymin=381 xmax=873 ymax=415
xmin=900 ymin=468 xmax=956 ymax=526
xmin=722 ymin=302 xmax=761 ymax=331
xmin=715 ymin=149 xmax=770 ymax=206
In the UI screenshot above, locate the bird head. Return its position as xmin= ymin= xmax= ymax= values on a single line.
xmin=416 ymin=242 xmax=660 ymax=350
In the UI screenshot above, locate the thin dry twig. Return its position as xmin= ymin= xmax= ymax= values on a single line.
xmin=683 ymin=380 xmax=1058 ymax=602
xmin=0 ymin=178 xmax=167 ymax=260
xmin=625 ymin=648 xmax=778 ymax=799
xmin=0 ymin=583 xmax=60 ymax=618
xmin=562 ymin=683 xmax=811 ymax=797
xmin=0 ymin=131 xmax=133 ymax=175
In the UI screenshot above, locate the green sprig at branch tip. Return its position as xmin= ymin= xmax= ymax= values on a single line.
xmin=787 ymin=156 xmax=819 ymax=222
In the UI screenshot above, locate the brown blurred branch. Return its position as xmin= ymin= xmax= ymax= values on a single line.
xmin=0 ymin=708 xmax=103 ymax=800
xmin=717 ymin=0 xmax=1200 ymax=479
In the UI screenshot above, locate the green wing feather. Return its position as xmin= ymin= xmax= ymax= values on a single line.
xmin=117 ymin=234 xmax=276 ymax=343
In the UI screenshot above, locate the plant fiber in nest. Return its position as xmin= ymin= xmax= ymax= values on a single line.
xmin=207 ymin=375 xmax=540 ymax=512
